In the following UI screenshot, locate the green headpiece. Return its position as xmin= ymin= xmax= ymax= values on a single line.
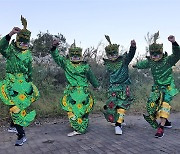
xmin=105 ymin=35 xmax=119 ymax=55
xmin=69 ymin=40 xmax=82 ymax=57
xmin=149 ymin=31 xmax=163 ymax=54
xmin=16 ymin=15 xmax=31 ymax=49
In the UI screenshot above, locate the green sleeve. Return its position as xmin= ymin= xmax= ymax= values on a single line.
xmin=86 ymin=65 xmax=99 ymax=88
xmin=134 ymin=59 xmax=150 ymax=69
xmin=167 ymin=43 xmax=180 ymax=66
xmin=0 ymin=36 xmax=10 ymax=58
xmin=51 ymin=48 xmax=66 ymax=69
xmin=125 ymin=46 xmax=136 ymax=65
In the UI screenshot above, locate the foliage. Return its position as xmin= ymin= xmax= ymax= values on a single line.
xmin=0 ymin=31 xmax=179 ymax=121
xmin=31 ymin=31 xmax=67 ymax=57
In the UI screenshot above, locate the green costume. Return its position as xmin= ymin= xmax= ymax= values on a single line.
xmin=51 ymin=45 xmax=99 ymax=133
xmin=134 ymin=33 xmax=180 ymax=128
xmin=0 ymin=16 xmax=39 ymax=127
xmin=103 ymin=35 xmax=136 ymax=124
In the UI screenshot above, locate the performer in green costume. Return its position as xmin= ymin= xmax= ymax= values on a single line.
xmin=0 ymin=16 xmax=39 ymax=146
xmin=50 ymin=38 xmax=99 ymax=137
xmin=103 ymin=35 xmax=136 ymax=135
xmin=133 ymin=32 xmax=180 ymax=138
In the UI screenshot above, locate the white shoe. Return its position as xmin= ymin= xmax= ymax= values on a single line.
xmin=15 ymin=135 xmax=27 ymax=146
xmin=115 ymin=126 xmax=122 ymax=135
xmin=67 ymin=131 xmax=81 ymax=137
xmin=8 ymin=127 xmax=18 ymax=133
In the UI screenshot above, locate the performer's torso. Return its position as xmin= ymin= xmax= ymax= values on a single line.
xmin=104 ymin=57 xmax=130 ymax=85
xmin=5 ymin=43 xmax=32 ymax=79
xmin=149 ymin=57 xmax=173 ymax=86
xmin=64 ymin=60 xmax=89 ymax=87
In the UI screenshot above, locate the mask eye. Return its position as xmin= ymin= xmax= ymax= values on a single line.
xmin=150 ymin=51 xmax=162 ymax=56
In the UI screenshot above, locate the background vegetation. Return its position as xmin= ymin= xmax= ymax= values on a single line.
xmin=0 ymin=32 xmax=179 ymax=122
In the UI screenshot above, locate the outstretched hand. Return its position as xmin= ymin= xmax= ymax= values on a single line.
xmin=168 ymin=35 xmax=175 ymax=43
xmin=9 ymin=27 xmax=21 ymax=37
xmin=131 ymin=40 xmax=136 ymax=47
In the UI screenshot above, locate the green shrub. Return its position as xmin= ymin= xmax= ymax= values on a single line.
xmin=0 ymin=59 xmax=179 ymax=120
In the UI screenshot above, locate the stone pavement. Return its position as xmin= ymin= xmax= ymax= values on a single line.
xmin=0 ymin=113 xmax=180 ymax=154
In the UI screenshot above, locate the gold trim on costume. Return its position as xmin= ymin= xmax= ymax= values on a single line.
xmin=157 ymin=102 xmax=171 ymax=119
xmin=117 ymin=108 xmax=126 ymax=114
xmin=67 ymin=112 xmax=74 ymax=119
xmin=117 ymin=108 xmax=126 ymax=123
xmin=10 ymin=106 xmax=20 ymax=114
xmin=62 ymin=95 xmax=67 ymax=106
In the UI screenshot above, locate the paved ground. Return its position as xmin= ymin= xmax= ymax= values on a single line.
xmin=0 ymin=113 xmax=180 ymax=154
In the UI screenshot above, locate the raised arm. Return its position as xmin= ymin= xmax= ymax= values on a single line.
xmin=0 ymin=35 xmax=11 ymax=58
xmin=125 ymin=40 xmax=136 ymax=65
xmin=167 ymin=35 xmax=180 ymax=66
xmin=0 ymin=27 xmax=21 ymax=58
xmin=50 ymin=39 xmax=66 ymax=69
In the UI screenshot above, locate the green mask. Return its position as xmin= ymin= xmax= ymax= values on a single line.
xmin=69 ymin=41 xmax=82 ymax=63
xmin=16 ymin=15 xmax=31 ymax=50
xmin=104 ymin=35 xmax=119 ymax=60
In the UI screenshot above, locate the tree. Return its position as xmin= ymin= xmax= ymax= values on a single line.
xmin=31 ymin=31 xmax=67 ymax=57
xmin=83 ymin=41 xmax=104 ymax=64
xmin=144 ymin=31 xmax=159 ymax=56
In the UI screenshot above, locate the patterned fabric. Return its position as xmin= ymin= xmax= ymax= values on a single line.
xmin=157 ymin=102 xmax=171 ymax=119
xmin=117 ymin=108 xmax=126 ymax=123
xmin=0 ymin=36 xmax=39 ymax=127
xmin=135 ymin=45 xmax=180 ymax=86
xmin=0 ymin=37 xmax=32 ymax=81
xmin=144 ymin=84 xmax=174 ymax=128
xmin=51 ymin=49 xmax=99 ymax=133
xmin=103 ymin=84 xmax=132 ymax=123
xmin=135 ymin=43 xmax=180 ymax=128
xmin=103 ymin=46 xmax=136 ymax=123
